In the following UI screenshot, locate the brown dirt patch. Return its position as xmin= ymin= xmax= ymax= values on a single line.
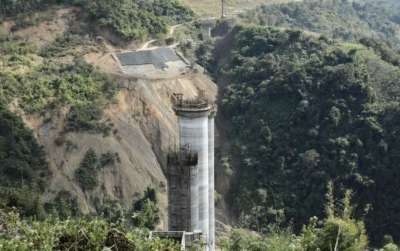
xmin=0 ymin=7 xmax=83 ymax=48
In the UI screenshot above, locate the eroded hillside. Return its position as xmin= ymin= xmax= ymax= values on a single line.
xmin=37 ymin=73 xmax=217 ymax=215
xmin=0 ymin=6 xmax=220 ymax=230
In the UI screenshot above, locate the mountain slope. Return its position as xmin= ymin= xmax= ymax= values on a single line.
xmin=0 ymin=6 xmax=218 ymax=227
xmin=238 ymin=0 xmax=400 ymax=47
xmin=213 ymin=24 xmax=400 ymax=244
xmin=37 ymin=73 xmax=217 ymax=216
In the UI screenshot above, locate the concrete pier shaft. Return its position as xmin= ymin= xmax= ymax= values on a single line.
xmin=173 ymin=92 xmax=216 ymax=251
xmin=174 ymin=108 xmax=210 ymax=249
xmin=208 ymin=110 xmax=216 ymax=251
xmin=190 ymin=164 xmax=199 ymax=231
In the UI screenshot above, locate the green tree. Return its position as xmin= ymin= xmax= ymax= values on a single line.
xmin=75 ymin=148 xmax=98 ymax=190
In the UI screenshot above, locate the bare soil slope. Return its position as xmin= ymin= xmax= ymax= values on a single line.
xmin=37 ymin=73 xmax=217 ymax=221
xmin=0 ymin=7 xmax=221 ymax=230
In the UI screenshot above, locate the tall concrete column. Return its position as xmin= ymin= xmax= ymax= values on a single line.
xmin=174 ymin=103 xmax=212 ymax=251
xmin=208 ymin=110 xmax=216 ymax=251
xmin=173 ymin=93 xmax=217 ymax=251
xmin=177 ymin=114 xmax=209 ymax=245
xmin=190 ymin=164 xmax=199 ymax=231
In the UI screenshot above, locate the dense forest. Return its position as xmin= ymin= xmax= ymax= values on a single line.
xmin=185 ymin=1 xmax=400 ymax=247
xmin=239 ymin=0 xmax=400 ymax=47
xmin=216 ymin=24 xmax=400 ymax=246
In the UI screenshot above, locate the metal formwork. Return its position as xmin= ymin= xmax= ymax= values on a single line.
xmin=167 ymin=150 xmax=198 ymax=232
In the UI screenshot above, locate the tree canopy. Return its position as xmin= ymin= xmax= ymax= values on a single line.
xmin=217 ymin=24 xmax=400 ymax=245
xmin=238 ymin=0 xmax=400 ymax=47
xmin=0 ymin=0 xmax=194 ymax=41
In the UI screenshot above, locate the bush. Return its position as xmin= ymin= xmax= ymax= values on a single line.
xmin=0 ymin=102 xmax=51 ymax=190
xmin=65 ymin=103 xmax=103 ymax=131
xmin=381 ymin=243 xmax=399 ymax=251
xmin=98 ymin=151 xmax=116 ymax=168
xmin=132 ymin=187 xmax=161 ymax=229
xmin=0 ymin=208 xmax=180 ymax=250
xmin=75 ymin=148 xmax=98 ymax=190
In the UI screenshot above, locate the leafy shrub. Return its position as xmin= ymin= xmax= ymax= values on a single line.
xmin=0 ymin=185 xmax=46 ymax=220
xmin=222 ymin=184 xmax=368 ymax=251
xmin=75 ymin=149 xmax=118 ymax=191
xmin=65 ymin=102 xmax=103 ymax=131
xmin=44 ymin=190 xmax=81 ymax=220
xmin=94 ymin=197 xmax=123 ymax=223
xmin=75 ymin=148 xmax=98 ymax=190
xmin=0 ymin=208 xmax=180 ymax=250
xmin=0 ymin=57 xmax=118 ymax=131
xmin=381 ymin=243 xmax=399 ymax=251
xmin=0 ymin=35 xmax=38 ymax=55
xmin=0 ymin=101 xmax=51 ymax=190
xmin=98 ymin=151 xmax=115 ymax=168
xmin=39 ymin=31 xmax=96 ymax=58
xmin=132 ymin=187 xmax=161 ymax=229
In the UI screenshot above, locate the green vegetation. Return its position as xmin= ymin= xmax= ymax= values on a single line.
xmin=0 ymin=102 xmax=51 ymax=220
xmin=44 ymin=190 xmax=81 ymax=220
xmin=39 ymin=30 xmax=99 ymax=58
xmin=0 ymin=185 xmax=47 ymax=221
xmin=75 ymin=149 xmax=118 ymax=190
xmin=12 ymin=57 xmax=118 ymax=130
xmin=65 ymin=102 xmax=104 ymax=132
xmin=0 ymin=33 xmax=37 ymax=55
xmin=132 ymin=187 xmax=161 ymax=229
xmin=99 ymin=151 xmax=116 ymax=168
xmin=359 ymin=37 xmax=400 ymax=66
xmin=94 ymin=197 xmax=123 ymax=224
xmin=0 ymin=209 xmax=180 ymax=250
xmin=0 ymin=0 xmax=128 ymax=232
xmin=220 ymin=183 xmax=368 ymax=250
xmin=0 ymin=0 xmax=194 ymax=41
xmin=86 ymin=0 xmax=194 ymax=41
xmin=177 ymin=0 xmax=298 ymax=17
xmin=239 ymin=0 xmax=400 ymax=47
xmin=215 ymin=24 xmax=400 ymax=245
xmin=0 ymin=33 xmax=118 ymax=132
xmin=3 ymin=0 xmax=400 ymax=249
xmin=0 ymin=101 xmax=50 ymax=189
xmin=75 ymin=148 xmax=99 ymax=190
